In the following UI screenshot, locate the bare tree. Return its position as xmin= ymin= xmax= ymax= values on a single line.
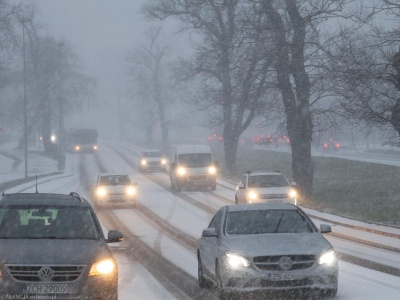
xmin=144 ymin=0 xmax=275 ymax=173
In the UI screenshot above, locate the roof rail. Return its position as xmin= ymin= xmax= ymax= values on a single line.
xmin=69 ymin=192 xmax=84 ymax=203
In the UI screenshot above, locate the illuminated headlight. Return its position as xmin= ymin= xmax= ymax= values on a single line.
xmin=226 ymin=253 xmax=250 ymax=269
xmin=75 ymin=145 xmax=80 ymax=151
xmin=319 ymin=250 xmax=336 ymax=266
xmin=247 ymin=191 xmax=258 ymax=200
xmin=161 ymin=159 xmax=167 ymax=165
xmin=288 ymin=189 xmax=297 ymax=198
xmin=177 ymin=167 xmax=186 ymax=176
xmin=51 ymin=134 xmax=56 ymax=143
xmin=97 ymin=187 xmax=107 ymax=197
xmin=141 ymin=159 xmax=147 ymax=166
xmin=93 ymin=145 xmax=98 ymax=150
xmin=89 ymin=259 xmax=116 ymax=276
xmin=208 ymin=166 xmax=216 ymax=174
xmin=126 ymin=186 xmax=136 ymax=195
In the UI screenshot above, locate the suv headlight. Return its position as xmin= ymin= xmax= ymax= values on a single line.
xmin=161 ymin=159 xmax=167 ymax=165
xmin=89 ymin=259 xmax=116 ymax=276
xmin=141 ymin=159 xmax=147 ymax=166
xmin=225 ymin=253 xmax=250 ymax=269
xmin=319 ymin=250 xmax=336 ymax=266
xmin=126 ymin=186 xmax=136 ymax=195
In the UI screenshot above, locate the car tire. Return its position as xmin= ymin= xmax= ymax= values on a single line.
xmin=170 ymin=179 xmax=176 ymax=191
xmin=216 ymin=262 xmax=229 ymax=300
xmin=321 ymin=287 xmax=338 ymax=298
xmin=198 ymin=254 xmax=211 ymax=289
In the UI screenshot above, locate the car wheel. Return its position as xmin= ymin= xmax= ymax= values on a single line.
xmin=216 ymin=262 xmax=229 ymax=300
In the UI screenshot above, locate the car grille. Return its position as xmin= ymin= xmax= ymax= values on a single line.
xmin=253 ymin=255 xmax=315 ymax=270
xmin=260 ymin=193 xmax=288 ymax=199
xmin=188 ymin=175 xmax=208 ymax=181
xmin=243 ymin=278 xmax=314 ymax=288
xmin=149 ymin=161 xmax=161 ymax=166
xmin=6 ymin=265 xmax=86 ymax=282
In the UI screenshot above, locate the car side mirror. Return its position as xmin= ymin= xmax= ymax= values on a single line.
xmin=320 ymin=224 xmax=331 ymax=233
xmin=107 ymin=230 xmax=124 ymax=243
xmin=238 ymin=183 xmax=245 ymax=189
xmin=291 ymin=182 xmax=297 ymax=186
xmin=202 ymin=227 xmax=218 ymax=237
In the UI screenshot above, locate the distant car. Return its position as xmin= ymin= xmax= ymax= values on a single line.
xmin=197 ymin=203 xmax=338 ymax=299
xmin=93 ymin=173 xmax=137 ymax=209
xmin=0 ymin=192 xmax=123 ymax=300
xmin=322 ymin=140 xmax=341 ymax=151
xmin=235 ymin=170 xmax=297 ymax=205
xmin=138 ymin=149 xmax=168 ymax=172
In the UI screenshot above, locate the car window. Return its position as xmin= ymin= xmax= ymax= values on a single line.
xmin=225 ymin=209 xmax=314 ymax=235
xmin=100 ymin=175 xmax=130 ymax=185
xmin=239 ymin=175 xmax=247 ymax=186
xmin=0 ymin=206 xmax=100 ymax=240
xmin=208 ymin=210 xmax=223 ymax=232
xmin=248 ymin=175 xmax=289 ymax=188
xmin=178 ymin=153 xmax=212 ymax=167
xmin=144 ymin=151 xmax=162 ymax=157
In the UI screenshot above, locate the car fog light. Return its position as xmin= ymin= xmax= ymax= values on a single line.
xmin=319 ymin=250 xmax=336 ymax=266
xmin=89 ymin=259 xmax=115 ymax=276
xmin=226 ymin=253 xmax=250 ymax=269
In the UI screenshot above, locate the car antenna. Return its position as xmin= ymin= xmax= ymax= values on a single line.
xmin=35 ymin=174 xmax=39 ymax=193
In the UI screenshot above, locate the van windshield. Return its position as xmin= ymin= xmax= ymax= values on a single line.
xmin=178 ymin=153 xmax=212 ymax=167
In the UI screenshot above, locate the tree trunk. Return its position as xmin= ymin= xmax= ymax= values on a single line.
xmin=223 ymin=134 xmax=239 ymax=174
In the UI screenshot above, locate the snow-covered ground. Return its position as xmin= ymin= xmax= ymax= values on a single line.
xmin=1 ymin=140 xmax=400 ymax=299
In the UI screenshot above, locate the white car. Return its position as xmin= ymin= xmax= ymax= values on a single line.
xmin=93 ymin=174 xmax=137 ymax=208
xmin=138 ymin=149 xmax=168 ymax=172
xmin=197 ymin=203 xmax=338 ymax=299
xmin=235 ymin=170 xmax=297 ymax=205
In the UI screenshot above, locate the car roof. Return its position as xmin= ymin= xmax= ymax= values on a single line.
xmin=247 ymin=170 xmax=282 ymax=176
xmin=98 ymin=173 xmax=129 ymax=177
xmin=226 ymin=203 xmax=298 ymax=212
xmin=143 ymin=149 xmax=162 ymax=153
xmin=0 ymin=192 xmax=90 ymax=207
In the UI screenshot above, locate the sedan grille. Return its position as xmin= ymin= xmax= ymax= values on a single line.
xmin=149 ymin=161 xmax=161 ymax=166
xmin=6 ymin=265 xmax=86 ymax=282
xmin=260 ymin=193 xmax=288 ymax=199
xmin=188 ymin=175 xmax=208 ymax=181
xmin=253 ymin=255 xmax=315 ymax=270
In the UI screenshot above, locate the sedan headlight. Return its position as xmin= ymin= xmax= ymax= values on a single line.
xmin=319 ymin=250 xmax=336 ymax=266
xmin=208 ymin=166 xmax=216 ymax=174
xmin=161 ymin=158 xmax=167 ymax=165
xmin=247 ymin=191 xmax=258 ymax=200
xmin=126 ymin=186 xmax=136 ymax=195
xmin=288 ymin=189 xmax=297 ymax=198
xmin=177 ymin=167 xmax=186 ymax=176
xmin=75 ymin=145 xmax=80 ymax=151
xmin=141 ymin=159 xmax=147 ymax=166
xmin=89 ymin=259 xmax=116 ymax=276
xmin=225 ymin=253 xmax=250 ymax=269
xmin=97 ymin=187 xmax=107 ymax=197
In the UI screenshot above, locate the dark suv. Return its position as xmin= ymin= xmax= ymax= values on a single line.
xmin=0 ymin=192 xmax=123 ymax=300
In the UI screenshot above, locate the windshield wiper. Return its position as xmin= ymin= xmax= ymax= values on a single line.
xmin=274 ymin=213 xmax=284 ymax=233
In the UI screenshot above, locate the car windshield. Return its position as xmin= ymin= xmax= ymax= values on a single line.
xmin=143 ymin=151 xmax=162 ymax=157
xmin=0 ymin=206 xmax=100 ymax=240
xmin=178 ymin=153 xmax=212 ymax=167
xmin=225 ymin=209 xmax=315 ymax=235
xmin=100 ymin=175 xmax=131 ymax=185
xmin=248 ymin=175 xmax=289 ymax=188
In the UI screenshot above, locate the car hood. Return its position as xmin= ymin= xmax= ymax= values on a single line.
xmin=143 ymin=157 xmax=162 ymax=162
xmin=0 ymin=239 xmax=112 ymax=264
xmin=221 ymin=233 xmax=332 ymax=256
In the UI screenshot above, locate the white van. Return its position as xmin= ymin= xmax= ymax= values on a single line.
xmin=169 ymin=144 xmax=218 ymax=191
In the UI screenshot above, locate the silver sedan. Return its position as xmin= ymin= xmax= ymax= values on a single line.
xmin=197 ymin=203 xmax=338 ymax=299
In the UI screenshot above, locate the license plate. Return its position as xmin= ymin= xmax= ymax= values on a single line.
xmin=268 ymin=273 xmax=297 ymax=281
xmin=22 ymin=283 xmax=69 ymax=294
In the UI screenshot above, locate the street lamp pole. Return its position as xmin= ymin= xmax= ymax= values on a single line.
xmin=22 ymin=20 xmax=28 ymax=178
xmin=58 ymin=42 xmax=64 ymax=152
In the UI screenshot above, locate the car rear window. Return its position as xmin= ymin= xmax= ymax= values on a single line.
xmin=0 ymin=206 xmax=100 ymax=240
xmin=225 ymin=209 xmax=314 ymax=235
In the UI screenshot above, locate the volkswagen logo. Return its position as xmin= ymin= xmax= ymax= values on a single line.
xmin=278 ymin=256 xmax=293 ymax=270
xmin=38 ymin=267 xmax=54 ymax=281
